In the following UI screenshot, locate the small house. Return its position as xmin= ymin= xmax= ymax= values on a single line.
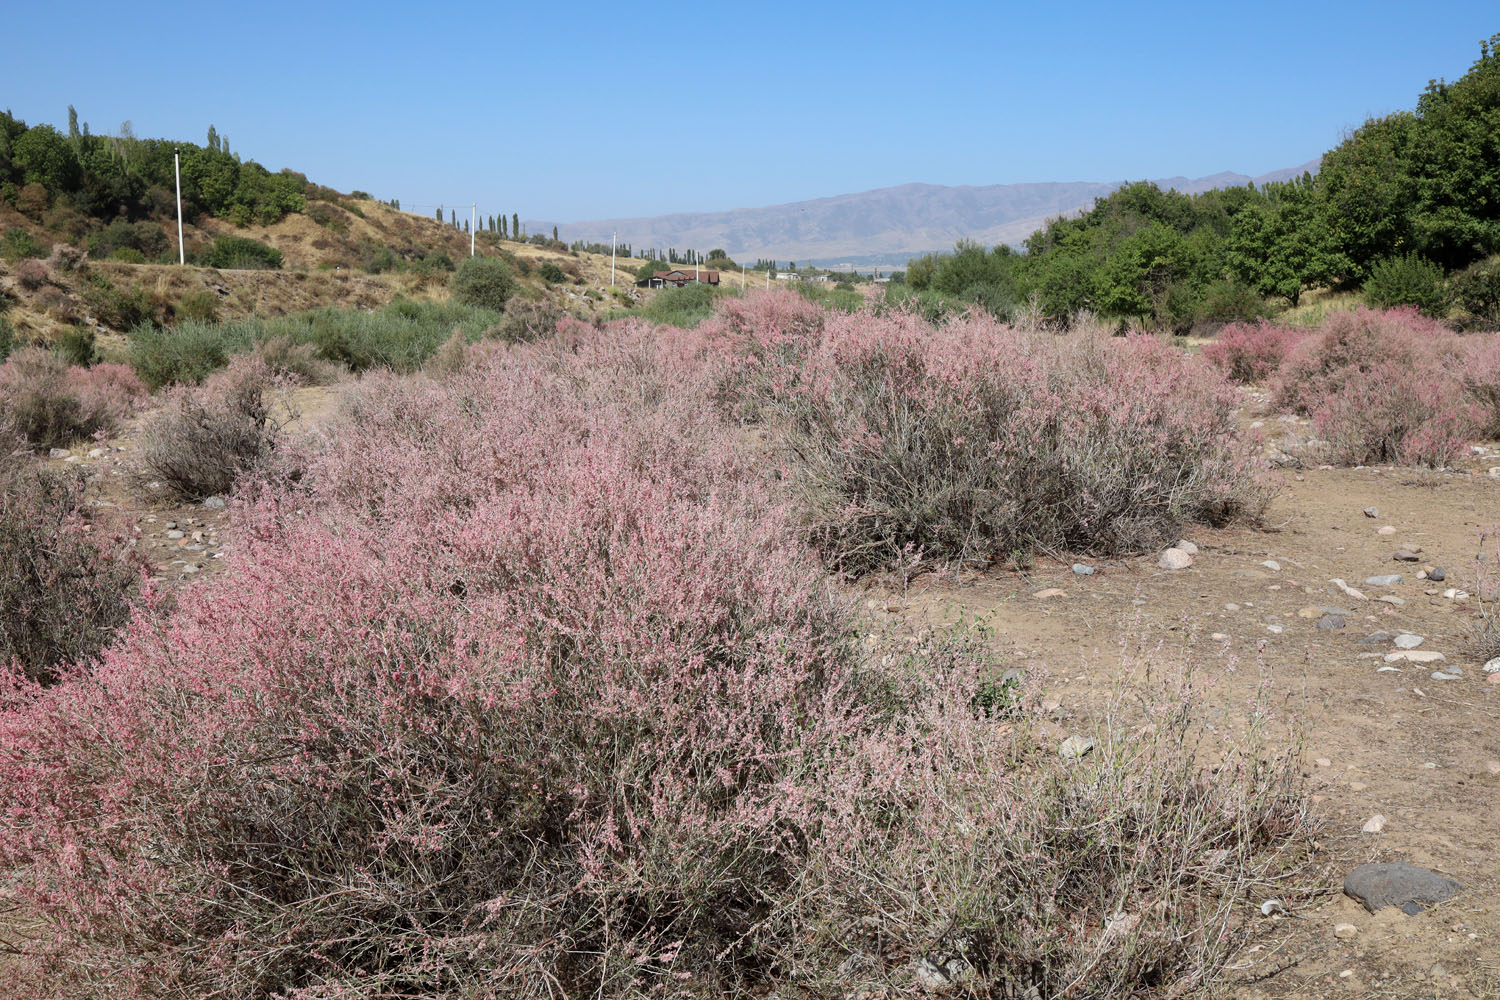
xmin=636 ymin=268 xmax=720 ymax=289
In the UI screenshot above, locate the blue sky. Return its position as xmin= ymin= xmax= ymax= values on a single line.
xmin=2 ymin=2 xmax=1495 ymax=223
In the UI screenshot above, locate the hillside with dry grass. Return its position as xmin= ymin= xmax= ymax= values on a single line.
xmin=0 ymin=187 xmax=638 ymax=355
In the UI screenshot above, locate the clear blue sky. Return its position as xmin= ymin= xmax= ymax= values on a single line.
xmin=2 ymin=1 xmax=1495 ymax=223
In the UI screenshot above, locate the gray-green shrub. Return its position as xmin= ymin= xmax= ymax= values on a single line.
xmin=451 ymin=255 xmax=517 ymax=311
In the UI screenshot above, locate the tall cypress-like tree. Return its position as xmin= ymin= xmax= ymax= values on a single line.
xmin=435 ymin=207 xmax=442 ymax=222
xmin=501 ymin=215 xmax=507 ymax=238
xmin=207 ymin=124 xmax=219 ymax=153
xmin=552 ymin=225 xmax=558 ymax=241
xmin=512 ymin=213 xmax=519 ymax=239
xmin=451 ymin=209 xmax=456 ymax=228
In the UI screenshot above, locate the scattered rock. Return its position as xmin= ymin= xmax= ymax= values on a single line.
xmin=1431 ymin=671 xmax=1462 ymax=681
xmin=1384 ymin=650 xmax=1445 ymax=664
xmin=1428 ymin=567 xmax=1446 ymax=582
xmin=48 ymin=447 xmax=71 ymax=459
xmin=1261 ymin=559 xmax=1281 ymax=571
xmin=1483 ymin=657 xmax=1500 ymax=674
xmin=87 ymin=447 xmax=105 ymax=459
xmin=1363 ymin=507 xmax=1379 ymax=518
xmin=201 ymin=496 xmax=227 ymax=510
xmin=1157 ymin=548 xmax=1193 ymax=571
xmin=1394 ymin=549 xmax=1420 ymax=562
xmin=1442 ymin=588 xmax=1470 ymax=600
xmin=1358 ymin=631 xmax=1394 ymax=645
xmin=1266 ymin=624 xmax=1285 ymax=634
xmin=1032 ymin=588 xmax=1066 ymax=599
xmin=1376 ymin=594 xmax=1406 ymax=606
xmin=1210 ymin=632 xmax=1229 ymax=641
xmin=1174 ymin=539 xmax=1199 ymax=555
xmin=1487 ymin=761 xmax=1500 ymax=775
xmin=1334 ymin=923 xmax=1359 ymax=939
xmin=1071 ymin=564 xmax=1094 ymax=576
xmin=1394 ymin=634 xmax=1424 ymax=649
xmin=1224 ymin=603 xmax=1241 ymax=612
xmin=1314 ymin=757 xmax=1332 ymax=767
xmin=1361 ymin=814 xmax=1386 ymax=834
xmin=1378 ymin=525 xmax=1397 ymax=535
xmin=1059 ymin=735 xmax=1094 ymax=759
xmin=166 ymin=530 xmax=185 ymax=540
xmin=1329 ymin=579 xmax=1367 ymax=601
xmin=1343 ymin=862 xmax=1461 ymax=914
xmin=1316 ymin=615 xmax=1346 ymax=631
xmin=1365 ymin=574 xmax=1402 ymax=587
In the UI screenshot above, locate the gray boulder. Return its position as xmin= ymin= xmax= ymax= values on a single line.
xmin=1344 ymin=862 xmax=1461 ymax=914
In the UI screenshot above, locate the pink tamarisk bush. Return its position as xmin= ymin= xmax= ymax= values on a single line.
xmin=1202 ymin=320 xmax=1309 ymax=384
xmin=0 ymin=348 xmax=147 ymax=449
xmin=1272 ymin=308 xmax=1478 ymax=466
xmin=764 ymin=308 xmax=1266 ymax=572
xmin=1460 ymin=333 xmax=1500 ymax=438
xmin=0 ymin=312 xmax=1311 ymax=998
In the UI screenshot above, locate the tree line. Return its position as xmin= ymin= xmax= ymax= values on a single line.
xmin=907 ymin=33 xmax=1500 ymax=329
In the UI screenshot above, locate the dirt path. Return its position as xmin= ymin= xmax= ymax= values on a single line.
xmin=871 ymin=460 xmax=1500 ymax=997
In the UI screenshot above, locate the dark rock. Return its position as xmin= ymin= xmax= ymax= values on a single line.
xmin=1428 ymin=567 xmax=1446 ymax=582
xmin=1344 ymin=862 xmax=1461 ymax=914
xmin=1363 ymin=506 xmax=1379 ymax=518
xmin=1394 ymin=550 xmax=1420 ymax=562
xmin=1358 ymin=631 xmax=1394 ymax=645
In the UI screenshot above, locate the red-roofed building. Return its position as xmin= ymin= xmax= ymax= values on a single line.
xmin=636 ymin=268 xmax=720 ymax=288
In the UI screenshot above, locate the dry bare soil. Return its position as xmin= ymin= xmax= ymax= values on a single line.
xmin=879 ymin=455 xmax=1500 ymax=998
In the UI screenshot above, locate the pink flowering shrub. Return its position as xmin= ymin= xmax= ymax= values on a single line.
xmin=0 ymin=309 xmax=1310 ymax=998
xmin=1202 ymin=320 xmax=1309 ymax=383
xmin=676 ymin=288 xmax=827 ymax=420
xmin=1461 ymin=333 xmax=1500 ymax=438
xmin=766 ymin=309 xmax=1265 ymax=572
xmin=1272 ymin=308 xmax=1477 ymax=466
xmin=1271 ymin=307 xmax=1457 ymax=415
xmin=0 ymin=348 xmax=147 ymax=449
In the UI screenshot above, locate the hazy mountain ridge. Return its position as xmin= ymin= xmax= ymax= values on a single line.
xmin=544 ymin=161 xmax=1321 ymax=268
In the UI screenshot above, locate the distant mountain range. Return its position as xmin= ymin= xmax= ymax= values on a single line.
xmin=543 ymin=161 xmax=1321 ymax=270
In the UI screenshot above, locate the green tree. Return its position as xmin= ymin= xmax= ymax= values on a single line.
xmin=12 ymin=125 xmax=82 ymax=192
xmin=1223 ymin=178 xmax=1345 ymax=305
xmin=512 ymin=213 xmax=518 ymax=239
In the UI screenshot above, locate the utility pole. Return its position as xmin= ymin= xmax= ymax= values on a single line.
xmin=471 ymin=203 xmax=476 ymax=257
xmin=173 ymin=149 xmax=185 ymax=265
xmin=610 ymin=231 xmax=616 ymax=286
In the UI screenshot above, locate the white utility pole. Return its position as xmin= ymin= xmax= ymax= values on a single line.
xmin=173 ymin=149 xmax=185 ymax=265
xmin=610 ymin=231 xmax=616 ymax=286
xmin=471 ymin=203 xmax=476 ymax=256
